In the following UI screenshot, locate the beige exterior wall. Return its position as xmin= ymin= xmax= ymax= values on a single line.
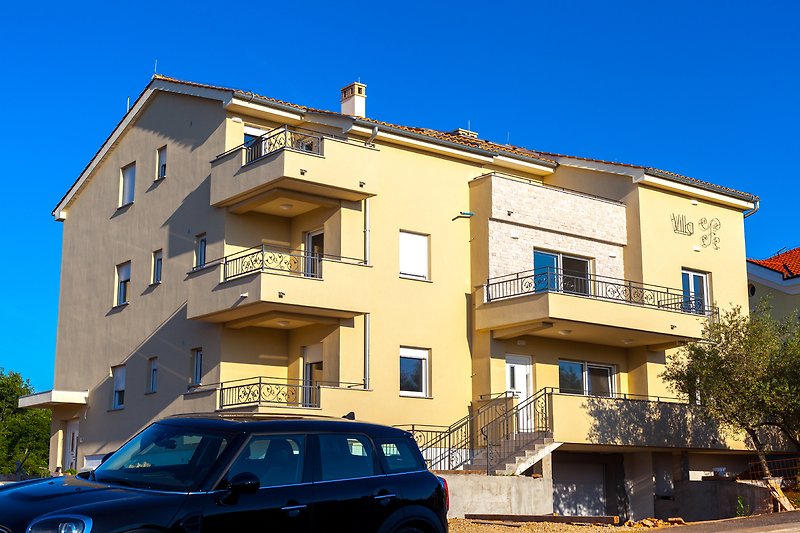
xmin=44 ymin=81 xmax=765 ymax=473
xmin=748 ymin=278 xmax=800 ymax=321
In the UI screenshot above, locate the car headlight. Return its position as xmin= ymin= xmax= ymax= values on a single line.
xmin=27 ymin=516 xmax=92 ymax=533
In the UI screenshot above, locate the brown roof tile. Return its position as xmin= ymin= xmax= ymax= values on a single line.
xmin=748 ymin=247 xmax=800 ymax=279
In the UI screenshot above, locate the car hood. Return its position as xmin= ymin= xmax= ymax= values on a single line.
xmin=0 ymin=476 xmax=185 ymax=531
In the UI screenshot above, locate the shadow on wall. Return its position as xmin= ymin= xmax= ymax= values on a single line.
xmin=583 ymin=397 xmax=728 ymax=449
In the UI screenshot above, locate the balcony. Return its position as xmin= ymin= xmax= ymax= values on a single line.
xmin=218 ymin=376 xmax=366 ymax=410
xmin=476 ymin=268 xmax=717 ymax=347
xmin=211 ymin=126 xmax=377 ymax=215
xmin=187 ymin=245 xmax=371 ymax=327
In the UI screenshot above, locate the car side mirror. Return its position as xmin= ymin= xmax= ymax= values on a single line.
xmin=220 ymin=472 xmax=259 ymax=505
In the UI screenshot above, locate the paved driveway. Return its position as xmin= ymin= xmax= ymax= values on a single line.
xmin=680 ymin=511 xmax=800 ymax=532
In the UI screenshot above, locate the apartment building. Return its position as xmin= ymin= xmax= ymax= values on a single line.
xmin=748 ymin=247 xmax=800 ymax=320
xmin=22 ymin=75 xmax=774 ymax=519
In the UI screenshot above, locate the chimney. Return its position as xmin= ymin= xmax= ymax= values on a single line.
xmin=341 ymin=82 xmax=367 ymax=117
xmin=450 ymin=128 xmax=478 ymax=139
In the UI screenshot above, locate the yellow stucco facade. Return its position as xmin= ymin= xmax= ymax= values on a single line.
xmin=26 ymin=76 xmax=778 ymax=514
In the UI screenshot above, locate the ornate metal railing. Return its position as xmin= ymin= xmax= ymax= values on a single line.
xmin=482 ymin=388 xmax=552 ymax=474
xmin=396 ymin=392 xmax=514 ymax=471
xmin=245 ymin=126 xmax=322 ymax=164
xmin=485 ymin=267 xmax=718 ymax=317
xmin=219 ymin=376 xmax=365 ymax=409
xmin=222 ymin=244 xmax=365 ymax=281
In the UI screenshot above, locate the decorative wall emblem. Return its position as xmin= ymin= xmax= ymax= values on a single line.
xmin=671 ymin=213 xmax=695 ymax=236
xmin=699 ymin=217 xmax=721 ymax=249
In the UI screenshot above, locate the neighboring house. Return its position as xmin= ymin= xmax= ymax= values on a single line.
xmin=20 ymin=75 xmax=778 ymax=520
xmin=747 ymin=247 xmax=800 ymax=320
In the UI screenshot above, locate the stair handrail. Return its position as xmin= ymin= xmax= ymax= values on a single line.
xmin=415 ymin=390 xmax=514 ymax=471
xmin=481 ymin=387 xmax=554 ymax=474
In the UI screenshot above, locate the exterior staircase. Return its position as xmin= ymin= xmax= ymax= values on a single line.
xmin=465 ymin=436 xmax=562 ymax=475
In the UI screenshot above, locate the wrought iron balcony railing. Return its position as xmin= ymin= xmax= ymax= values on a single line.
xmin=244 ymin=126 xmax=322 ymax=164
xmin=221 ymin=244 xmax=366 ymax=281
xmin=485 ymin=267 xmax=717 ymax=317
xmin=219 ymin=376 xmax=365 ymax=409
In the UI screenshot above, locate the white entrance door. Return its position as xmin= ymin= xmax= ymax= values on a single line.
xmin=303 ymin=344 xmax=324 ymax=406
xmin=64 ymin=419 xmax=79 ymax=471
xmin=506 ymin=355 xmax=533 ymax=431
xmin=305 ymin=230 xmax=324 ymax=278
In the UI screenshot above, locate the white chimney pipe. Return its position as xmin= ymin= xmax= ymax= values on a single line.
xmin=341 ymin=82 xmax=367 ymax=117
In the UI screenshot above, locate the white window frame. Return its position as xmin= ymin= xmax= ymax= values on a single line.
xmin=147 ymin=357 xmax=158 ymax=393
xmin=558 ymin=360 xmax=616 ymax=397
xmin=119 ymin=162 xmax=136 ymax=207
xmin=191 ymin=348 xmax=203 ymax=386
xmin=399 ymin=346 xmax=430 ymax=398
xmin=152 ymin=250 xmax=163 ymax=284
xmin=681 ymin=269 xmax=710 ymax=314
xmin=112 ymin=365 xmax=126 ymax=409
xmin=115 ymin=261 xmax=131 ymax=306
xmin=195 ymin=234 xmax=207 ymax=269
xmin=156 ymin=146 xmax=167 ymax=180
xmin=399 ymin=231 xmax=430 ymax=281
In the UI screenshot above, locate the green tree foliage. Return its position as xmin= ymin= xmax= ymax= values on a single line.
xmin=662 ymin=301 xmax=800 ymax=477
xmin=0 ymin=369 xmax=50 ymax=477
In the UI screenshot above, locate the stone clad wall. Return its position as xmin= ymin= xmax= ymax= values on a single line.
xmin=487 ymin=176 xmax=627 ymax=280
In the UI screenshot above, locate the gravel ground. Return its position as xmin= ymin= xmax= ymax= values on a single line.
xmin=448 ymin=518 xmax=641 ymax=532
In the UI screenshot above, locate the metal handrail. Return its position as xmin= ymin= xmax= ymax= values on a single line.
xmin=219 ymin=376 xmax=365 ymax=409
xmin=244 ymin=126 xmax=323 ymax=164
xmin=222 ymin=244 xmax=366 ymax=281
xmin=485 ymin=266 xmax=718 ymax=317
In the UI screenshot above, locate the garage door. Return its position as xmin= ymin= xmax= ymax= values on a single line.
xmin=553 ymin=461 xmax=606 ymax=516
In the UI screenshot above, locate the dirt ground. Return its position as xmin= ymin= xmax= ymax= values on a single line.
xmin=448 ymin=518 xmax=640 ymax=532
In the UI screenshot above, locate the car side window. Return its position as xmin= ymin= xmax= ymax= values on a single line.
xmin=226 ymin=435 xmax=305 ymax=487
xmin=376 ymin=437 xmax=426 ymax=473
xmin=317 ymin=434 xmax=376 ymax=481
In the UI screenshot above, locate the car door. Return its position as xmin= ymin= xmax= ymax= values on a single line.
xmin=201 ymin=434 xmax=313 ymax=532
xmin=310 ymin=433 xmax=400 ymax=532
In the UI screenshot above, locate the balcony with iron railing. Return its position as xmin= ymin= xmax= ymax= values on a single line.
xmin=476 ymin=267 xmax=717 ymax=346
xmin=218 ymin=376 xmax=366 ymax=410
xmin=210 ymin=125 xmax=378 ymax=213
xmin=186 ymin=244 xmax=371 ymax=325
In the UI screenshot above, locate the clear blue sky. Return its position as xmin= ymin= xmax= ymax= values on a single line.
xmin=1 ymin=1 xmax=797 ymax=391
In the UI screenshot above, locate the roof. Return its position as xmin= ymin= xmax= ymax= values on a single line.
xmin=53 ymin=74 xmax=758 ymax=217
xmin=158 ymin=415 xmax=410 ymax=437
xmin=748 ymin=247 xmax=800 ymax=280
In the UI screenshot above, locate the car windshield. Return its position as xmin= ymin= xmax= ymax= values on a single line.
xmin=93 ymin=422 xmax=232 ymax=491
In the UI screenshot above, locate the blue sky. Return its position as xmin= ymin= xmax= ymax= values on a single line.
xmin=1 ymin=1 xmax=797 ymax=391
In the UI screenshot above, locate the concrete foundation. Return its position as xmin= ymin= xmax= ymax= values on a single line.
xmin=440 ymin=473 xmax=553 ymax=518
xmin=654 ymin=478 xmax=772 ymax=521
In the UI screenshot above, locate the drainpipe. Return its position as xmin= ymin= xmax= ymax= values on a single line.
xmin=367 ymin=126 xmax=379 ymax=146
xmin=744 ymin=198 xmax=760 ymax=219
xmin=364 ymin=313 xmax=371 ymax=389
xmin=363 ymin=198 xmax=371 ymax=265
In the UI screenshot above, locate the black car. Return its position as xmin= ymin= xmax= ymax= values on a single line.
xmin=0 ymin=416 xmax=449 ymax=532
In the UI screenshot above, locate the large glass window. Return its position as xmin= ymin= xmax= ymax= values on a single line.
xmin=226 ymin=435 xmax=305 ymax=487
xmin=399 ymin=231 xmax=429 ymax=280
xmin=558 ymin=360 xmax=614 ymax=397
xmin=120 ymin=163 xmax=136 ymax=206
xmin=400 ymin=347 xmax=429 ymax=397
xmin=533 ymin=250 xmax=590 ymax=295
xmin=317 ymin=434 xmax=376 ymax=481
xmin=682 ymin=269 xmax=709 ymax=314
xmin=112 ymin=365 xmax=126 ymax=408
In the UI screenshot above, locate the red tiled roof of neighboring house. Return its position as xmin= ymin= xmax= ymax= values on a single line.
xmin=748 ymin=247 xmax=800 ymax=279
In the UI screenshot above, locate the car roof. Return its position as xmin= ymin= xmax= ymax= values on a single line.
xmin=157 ymin=415 xmax=412 ymax=438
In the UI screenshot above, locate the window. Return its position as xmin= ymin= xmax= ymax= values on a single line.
xmin=112 ymin=365 xmax=126 ymax=409
xmin=558 ymin=360 xmax=614 ymax=397
xmin=195 ymin=234 xmax=207 ymax=269
xmin=152 ymin=250 xmax=163 ymax=284
xmin=147 ymin=357 xmax=158 ymax=393
xmin=533 ymin=250 xmax=590 ymax=295
xmin=376 ymin=437 xmax=426 ymax=473
xmin=317 ymin=434 xmax=376 ymax=481
xmin=682 ymin=269 xmax=709 ymax=314
xmin=399 ymin=231 xmax=429 ymax=280
xmin=115 ymin=261 xmax=131 ymax=306
xmin=191 ymin=348 xmax=203 ymax=386
xmin=400 ymin=347 xmax=429 ymax=397
xmin=156 ymin=146 xmax=167 ymax=180
xmin=120 ymin=162 xmax=136 ymax=207
xmin=226 ymin=435 xmax=305 ymax=487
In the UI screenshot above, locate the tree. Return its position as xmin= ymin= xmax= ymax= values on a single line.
xmin=662 ymin=302 xmax=800 ymax=477
xmin=0 ymin=369 xmax=51 ymax=477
